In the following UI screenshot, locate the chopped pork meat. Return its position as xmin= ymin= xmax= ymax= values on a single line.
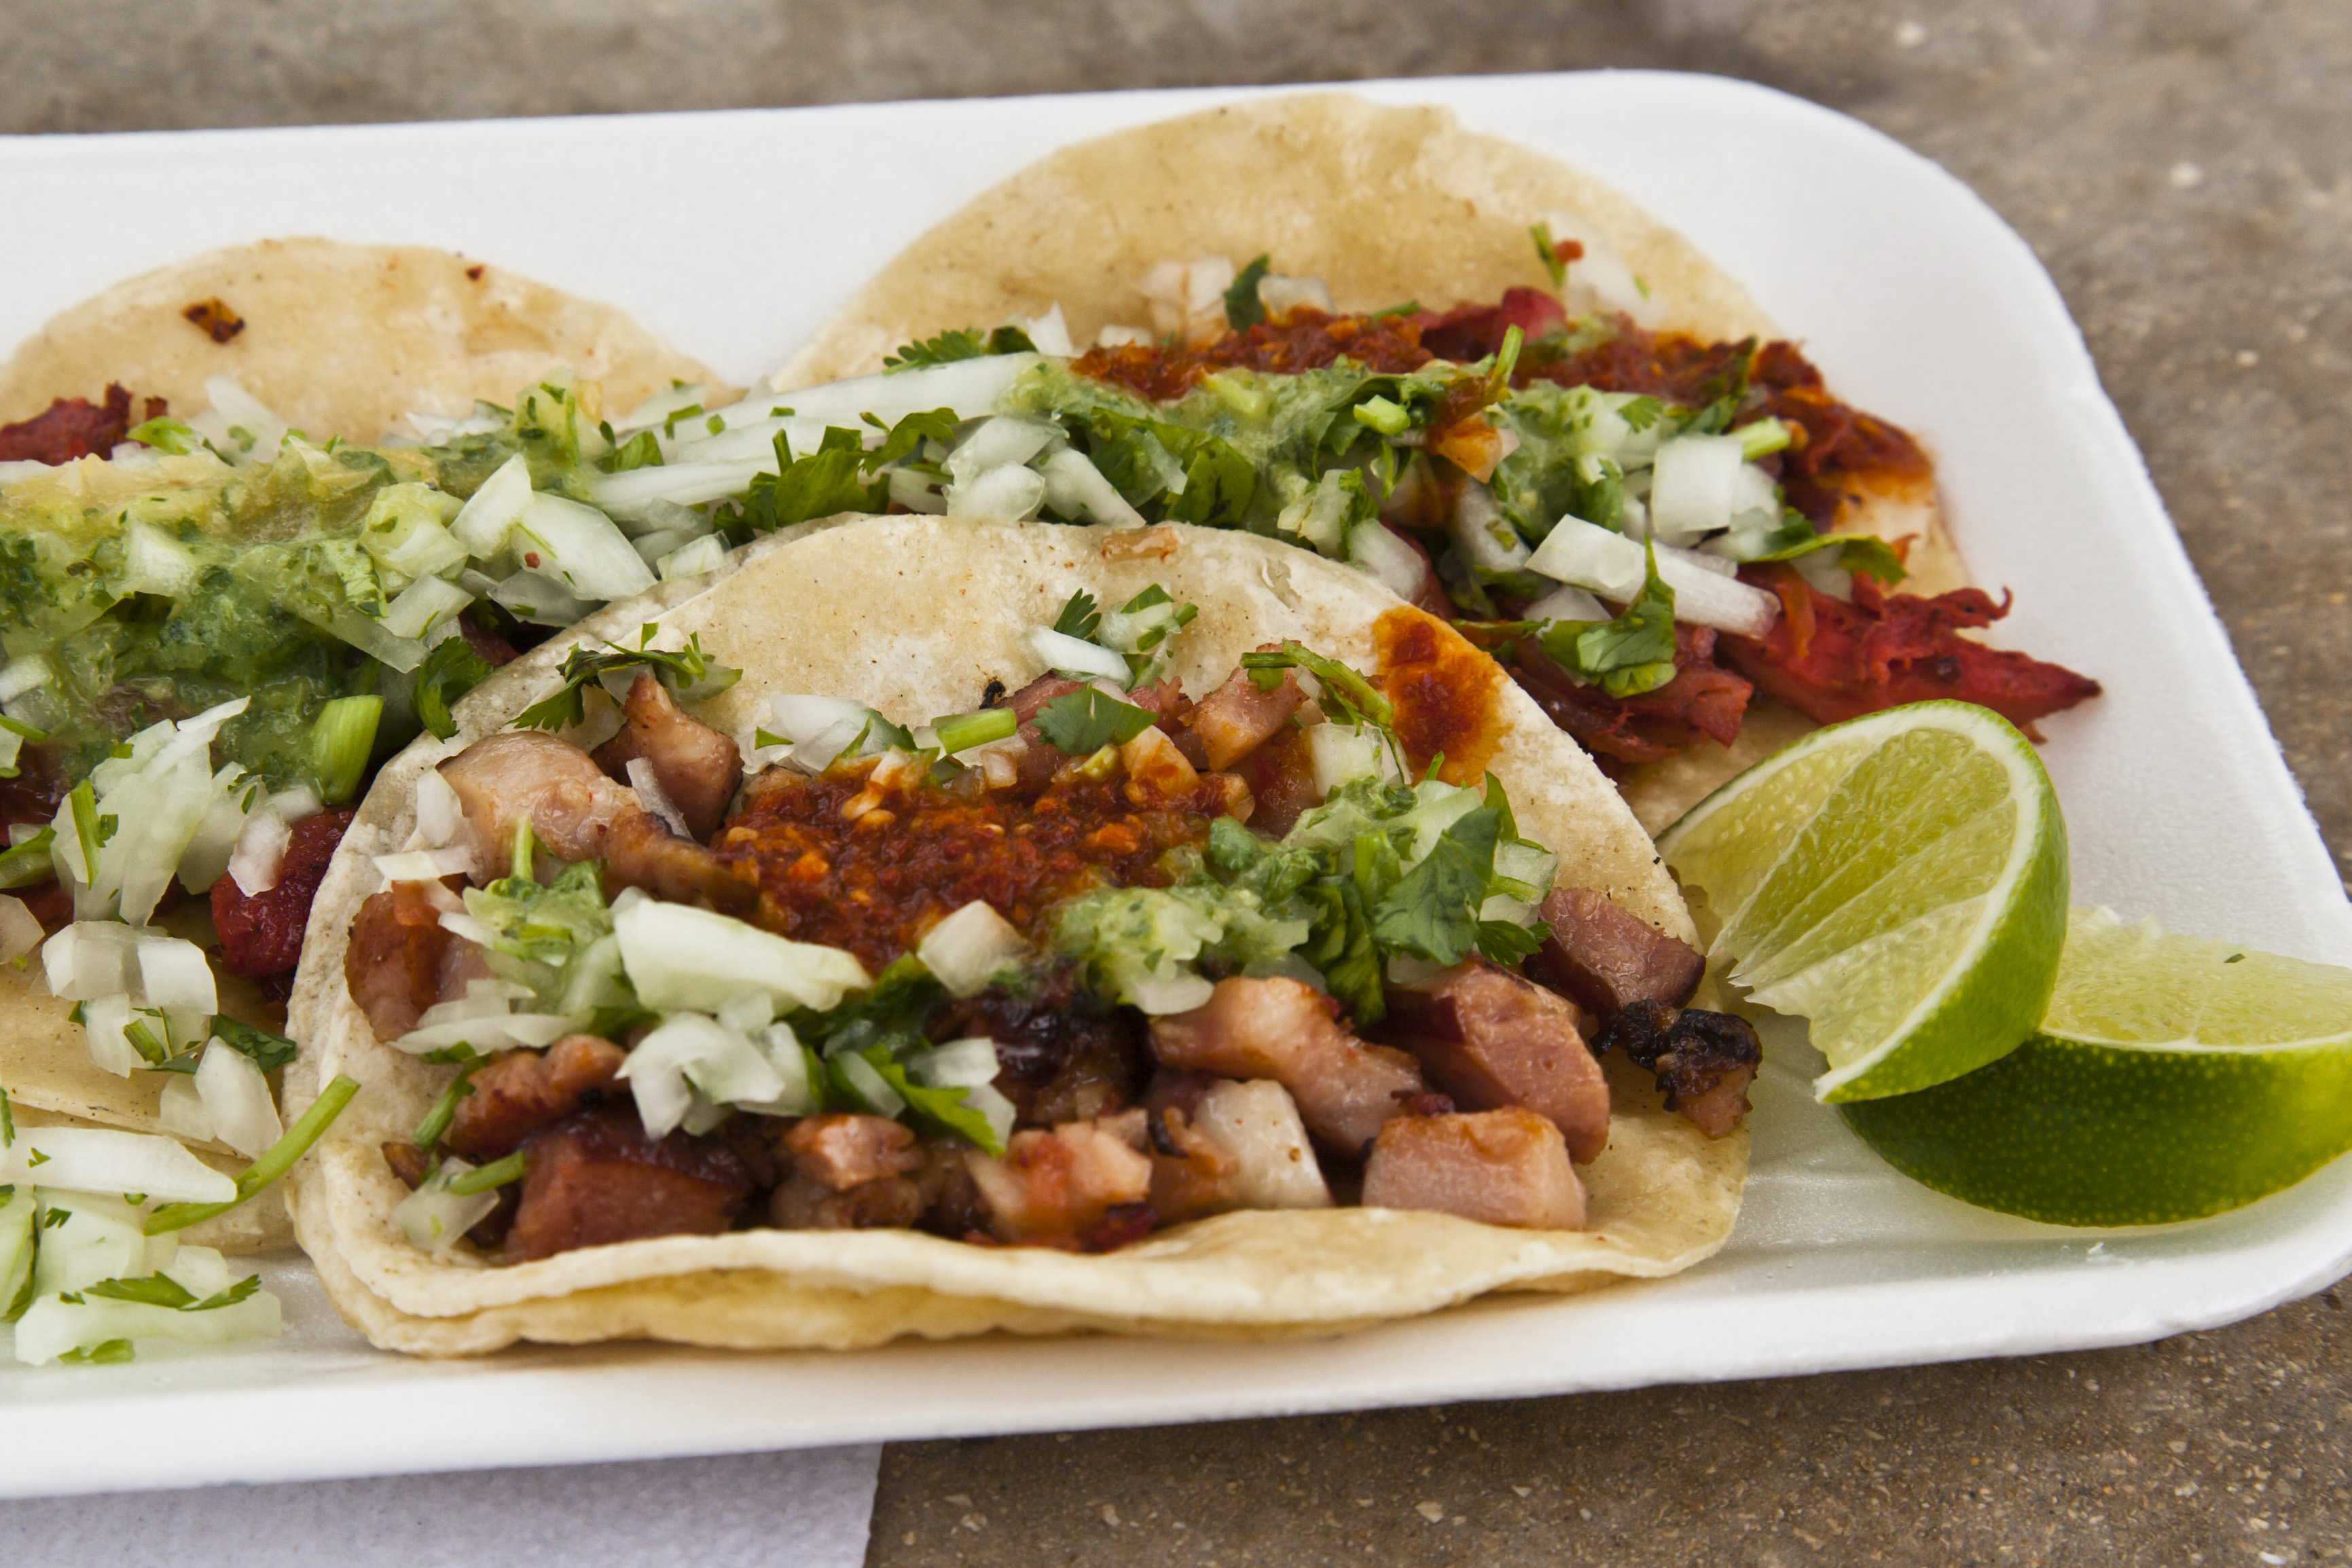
xmin=1146 ymin=1104 xmax=1242 ymax=1224
xmin=1359 ymin=1107 xmax=1586 ymax=1230
xmin=343 ymin=879 xmax=458 ymax=1039
xmin=210 ymin=807 xmax=355 ymax=978
xmin=1184 ymin=667 xmax=1304 ymax=771
xmin=591 ymin=672 xmax=744 ymax=841
xmin=1591 ymin=999 xmax=1763 ymax=1138
xmin=1380 ymin=960 xmax=1611 ymax=1163
xmin=439 ymin=729 xmax=754 ymax=911
xmin=1524 ymin=887 xmax=1705 ymax=1023
xmin=446 ymin=1034 xmax=628 ymax=1161
xmin=966 ymin=1110 xmax=1153 ymax=1248
xmin=1230 ymin=725 xmax=1321 ymax=838
xmin=1149 ymin=976 xmax=1425 ymax=1153
xmin=503 ymin=1103 xmax=751 ymax=1262
xmin=932 ymin=974 xmax=1148 ymax=1128
xmin=784 ymin=1113 xmax=924 ymax=1190
xmin=1119 ymin=724 xmax=1204 ymax=807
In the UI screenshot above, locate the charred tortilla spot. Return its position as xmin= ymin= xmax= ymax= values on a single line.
xmin=466 ymin=263 xmax=486 ymax=281
xmin=181 ymin=297 xmax=246 ymax=344
xmin=1372 ymin=606 xmax=1504 ymax=786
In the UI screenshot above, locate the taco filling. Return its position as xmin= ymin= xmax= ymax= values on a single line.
xmin=352 ymin=593 xmax=1752 ymax=1265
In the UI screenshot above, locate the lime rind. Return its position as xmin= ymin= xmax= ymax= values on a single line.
xmin=1657 ymin=700 xmax=2068 ymax=1104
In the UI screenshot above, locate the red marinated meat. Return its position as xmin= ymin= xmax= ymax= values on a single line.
xmin=0 ymin=385 xmax=162 ymax=464
xmin=446 ymin=1034 xmax=628 ymax=1161
xmin=1148 ymin=976 xmax=1424 ymax=1152
xmin=1183 ymin=666 xmax=1303 ymax=771
xmin=1509 ymin=623 xmax=1754 ymax=767
xmin=1360 ymin=1108 xmax=1586 ymax=1230
xmin=504 ymin=1103 xmax=751 ymax=1262
xmin=1720 ymin=571 xmax=2101 ymax=735
xmin=1748 ymin=341 xmax=1934 ymax=526
xmin=1231 ymin=725 xmax=1320 ymax=838
xmin=1379 ymin=960 xmax=1611 ymax=1163
xmin=590 ymin=672 xmax=744 ymax=841
xmin=210 ymin=807 xmax=355 ymax=978
xmin=1413 ymin=287 xmax=1570 ymax=363
xmin=343 ymin=879 xmax=457 ymax=1040
xmin=1525 ymin=887 xmax=1705 ymax=1023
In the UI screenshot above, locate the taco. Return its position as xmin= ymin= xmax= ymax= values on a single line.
xmin=0 ymin=240 xmax=710 ymax=1247
xmin=285 ymin=513 xmax=1752 ymax=1354
xmin=763 ymin=93 xmax=2100 ymax=831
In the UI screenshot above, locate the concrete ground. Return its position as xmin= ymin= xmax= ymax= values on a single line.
xmin=7 ymin=1 xmax=2349 ymax=1562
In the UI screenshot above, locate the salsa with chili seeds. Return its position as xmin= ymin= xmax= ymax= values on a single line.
xmin=1074 ymin=309 xmax=1434 ymax=402
xmin=716 ymin=768 xmax=1224 ymax=972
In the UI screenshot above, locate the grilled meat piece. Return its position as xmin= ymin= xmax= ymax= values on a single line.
xmin=1380 ymin=960 xmax=1610 ymax=1163
xmin=211 ymin=807 xmax=355 ymax=978
xmin=1591 ymin=1000 xmax=1762 ymax=1138
xmin=1360 ymin=1107 xmax=1585 ymax=1230
xmin=1149 ymin=976 xmax=1424 ymax=1153
xmin=446 ymin=1034 xmax=627 ymax=1161
xmin=966 ymin=1110 xmax=1153 ymax=1247
xmin=343 ymin=879 xmax=457 ymax=1040
xmin=783 ymin=1113 xmax=923 ymax=1190
xmin=1525 ymin=887 xmax=1705 ymax=1023
xmin=1183 ymin=666 xmax=1305 ymax=771
xmin=503 ymin=1103 xmax=750 ymax=1262
xmin=932 ymin=974 xmax=1149 ymax=1128
xmin=591 ymin=672 xmax=744 ymax=841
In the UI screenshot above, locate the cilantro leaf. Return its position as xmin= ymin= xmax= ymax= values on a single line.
xmin=737 ymin=426 xmax=885 ymax=534
xmin=1051 ymin=589 xmax=1102 ymax=641
xmin=860 ymin=1049 xmax=1004 ymax=1156
xmin=1238 ymin=642 xmax=1395 ymax=729
xmin=1476 ymin=918 xmax=1549 ymax=966
xmin=1032 ymin=689 xmax=1156 ymax=755
xmin=1536 ymin=541 xmax=1678 ymax=699
xmin=1750 ymin=528 xmax=1908 ymax=585
xmin=83 ymin=1273 xmax=196 ymax=1309
xmin=58 ymin=1339 xmax=134 ymax=1364
xmin=600 ymin=429 xmax=664 ymax=473
xmin=883 ymin=325 xmax=1037 ymax=372
xmin=511 ymin=625 xmax=741 ymax=732
xmin=188 ymin=1273 xmax=264 ymax=1313
xmin=1369 ymin=805 xmax=1501 ymax=967
xmin=414 ymin=634 xmax=494 ymax=741
xmin=1224 ymin=254 xmax=1271 ymax=329
xmin=863 ymin=407 xmax=962 ymax=470
xmin=210 ymin=1018 xmax=297 ymax=1074
xmin=0 ymin=1085 xmax=11 ymax=1148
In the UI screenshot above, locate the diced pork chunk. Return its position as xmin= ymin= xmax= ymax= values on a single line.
xmin=1381 ymin=960 xmax=1611 ymax=1163
xmin=1119 ymin=724 xmax=1202 ymax=807
xmin=1003 ymin=674 xmax=1087 ymax=723
xmin=446 ymin=1034 xmax=628 ymax=1161
xmin=344 ymin=880 xmax=454 ymax=1040
xmin=784 ymin=1113 xmax=923 ymax=1190
xmin=1146 ymin=1105 xmax=1242 ymax=1224
xmin=503 ymin=1103 xmax=750 ymax=1262
xmin=1187 ymin=667 xmax=1305 ymax=771
xmin=1525 ymin=888 xmax=1705 ymax=1021
xmin=966 ymin=1112 xmax=1153 ymax=1248
xmin=1231 ymin=725 xmax=1320 ymax=838
xmin=1149 ymin=977 xmax=1424 ymax=1153
xmin=591 ymin=673 xmax=744 ymax=841
xmin=1592 ymin=1000 xmax=1762 ymax=1138
xmin=1360 ymin=1108 xmax=1585 ymax=1230
xmin=770 ymin=1171 xmax=926 ymax=1230
xmin=1190 ymin=1079 xmax=1331 ymax=1209
xmin=439 ymin=729 xmax=753 ymax=911
xmin=211 ymin=806 xmax=355 ymax=977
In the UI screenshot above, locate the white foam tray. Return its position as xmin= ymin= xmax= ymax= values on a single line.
xmin=3 ymin=71 xmax=2346 ymax=1497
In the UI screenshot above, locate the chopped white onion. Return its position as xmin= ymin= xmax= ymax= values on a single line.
xmin=612 ymin=888 xmax=869 ymax=1014
xmin=610 ymin=382 xmax=712 ymax=435
xmin=1521 ymin=582 xmax=1610 ymax=624
xmin=120 ymin=519 xmax=200 ymax=598
xmin=137 ymin=934 xmax=217 ymax=1014
xmin=831 ymin=1051 xmax=906 ymax=1118
xmin=1123 ymin=969 xmax=1216 ymax=1017
xmin=1647 ymin=435 xmax=1745 ymax=543
xmin=43 ymin=922 xmax=141 ymax=1002
xmin=0 ymin=1127 xmax=236 ymax=1203
xmin=1020 ymin=304 xmax=1076 ymax=358
xmin=619 ymin=1013 xmax=786 ymax=1139
xmin=945 ymin=416 xmax=1062 ymax=487
xmin=447 ymin=452 xmax=535 ymax=557
xmin=1344 ymin=519 xmax=1428 ymax=602
xmin=414 ymin=767 xmax=467 ymax=847
xmin=1021 ymin=625 xmax=1130 ymax=685
xmin=765 ymin=353 xmax=1037 ymax=427
xmin=189 ymin=376 xmax=287 ymax=461
xmin=906 ymin=1035 xmax=1002 ymax=1090
xmin=391 ymin=1008 xmax=571 ymax=1056
xmin=195 ymin=1041 xmax=281 ymax=1159
xmin=0 ymin=895 xmax=37 ymax=964
xmin=1096 ymin=324 xmax=1151 ymax=349
xmin=489 ymin=568 xmax=597 ymax=627
xmin=228 ymin=802 xmax=291 ymax=897
xmin=76 ymin=994 xmax=150 ymax=1078
xmin=946 ymin=462 xmax=1047 ymax=522
xmin=0 ymin=653 xmax=54 ymax=704
xmin=1538 ymin=208 xmax=1663 ymax=328
xmin=1452 ymin=481 xmax=1530 ymax=572
xmin=14 ymin=1279 xmax=280 ymax=1366
xmin=1305 ymin=723 xmax=1403 ymax=799
xmin=510 ymin=493 xmax=656 ymax=602
xmin=1258 ymin=274 xmax=1335 ymax=318
xmin=272 ymin=784 xmax=323 ymax=824
xmin=915 ymin=902 xmax=1030 ymax=998
xmin=592 ymin=458 xmax=770 ymax=522
xmin=626 ymin=759 xmax=693 ymax=839
xmin=380 ymin=572 xmax=473 ymax=640
xmin=1038 ymin=448 xmax=1146 ymax=527
xmin=393 ymin=1159 xmax=502 ymax=1254
xmin=656 ymin=533 xmax=729 ymax=581
xmin=158 ymin=1072 xmax=215 ymax=1144
xmin=28 ymin=1192 xmax=175 ymax=1297
xmin=1794 ymin=546 xmax=1856 ymax=602
xmin=1525 ymin=516 xmax=1779 ymax=638
xmin=177 ymin=766 xmax=253 ymax=894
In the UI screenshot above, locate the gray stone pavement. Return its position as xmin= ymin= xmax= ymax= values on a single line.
xmin=5 ymin=1 xmax=2349 ymax=1561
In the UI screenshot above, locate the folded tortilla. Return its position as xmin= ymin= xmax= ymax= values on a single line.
xmin=0 ymin=239 xmax=712 ymax=1142
xmin=285 ymin=515 xmax=1746 ymax=1354
xmin=774 ymin=91 xmax=1971 ymax=832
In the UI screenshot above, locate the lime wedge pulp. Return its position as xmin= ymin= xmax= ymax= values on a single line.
xmin=1841 ymin=909 xmax=2352 ymax=1225
xmin=1657 ymin=700 xmax=2068 ymax=1102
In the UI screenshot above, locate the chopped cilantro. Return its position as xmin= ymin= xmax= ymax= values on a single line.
xmin=211 ymin=1018 xmax=297 ymax=1074
xmin=84 ymin=1274 xmax=196 ymax=1309
xmin=1239 ymin=642 xmax=1394 ymax=729
xmin=1032 ymin=689 xmax=1156 ymax=755
xmin=600 ymin=429 xmax=664 ymax=473
xmin=736 ymin=426 xmax=883 ymax=534
xmin=1224 ymin=254 xmax=1272 ymax=329
xmin=1051 ymin=589 xmax=1102 ymax=641
xmin=414 ymin=634 xmax=495 ymax=741
xmin=1369 ymin=806 xmax=1501 ymax=966
xmin=882 ymin=325 xmax=1036 ymax=372
xmin=1536 ymin=541 xmax=1678 ymax=699
xmin=58 ymin=1339 xmax=134 ymax=1365
xmin=0 ymin=1085 xmax=10 ymax=1148
xmin=0 ymin=827 xmax=55 ymax=890
xmin=511 ymin=624 xmax=740 ymax=733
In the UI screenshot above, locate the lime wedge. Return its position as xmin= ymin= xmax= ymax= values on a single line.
xmin=1841 ymin=909 xmax=2352 ymax=1224
xmin=1657 ymin=700 xmax=2067 ymax=1101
